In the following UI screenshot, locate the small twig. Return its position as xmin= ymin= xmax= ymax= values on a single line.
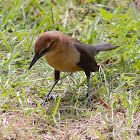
xmin=92 ymin=94 xmax=111 ymax=110
xmin=99 ymin=97 xmax=111 ymax=110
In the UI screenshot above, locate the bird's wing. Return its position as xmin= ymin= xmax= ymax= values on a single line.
xmin=74 ymin=43 xmax=99 ymax=72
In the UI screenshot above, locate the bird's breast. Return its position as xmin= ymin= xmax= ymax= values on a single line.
xmin=45 ymin=45 xmax=83 ymax=72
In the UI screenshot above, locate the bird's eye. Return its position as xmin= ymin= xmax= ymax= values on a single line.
xmin=40 ymin=41 xmax=54 ymax=55
xmin=41 ymin=47 xmax=50 ymax=55
xmin=49 ymin=41 xmax=55 ymax=47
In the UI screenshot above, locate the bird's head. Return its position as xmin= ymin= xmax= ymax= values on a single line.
xmin=29 ymin=31 xmax=61 ymax=70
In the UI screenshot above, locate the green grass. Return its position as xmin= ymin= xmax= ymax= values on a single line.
xmin=0 ymin=0 xmax=140 ymax=139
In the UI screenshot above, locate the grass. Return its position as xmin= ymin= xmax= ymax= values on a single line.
xmin=0 ymin=0 xmax=140 ymax=139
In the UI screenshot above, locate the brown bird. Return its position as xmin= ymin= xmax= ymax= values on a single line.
xmin=29 ymin=31 xmax=119 ymax=105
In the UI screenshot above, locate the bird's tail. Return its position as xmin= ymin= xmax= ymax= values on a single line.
xmin=86 ymin=43 xmax=120 ymax=56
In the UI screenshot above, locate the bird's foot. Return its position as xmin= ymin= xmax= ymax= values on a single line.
xmin=78 ymin=95 xmax=91 ymax=102
xmin=41 ymin=95 xmax=53 ymax=106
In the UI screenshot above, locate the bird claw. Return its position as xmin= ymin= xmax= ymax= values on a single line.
xmin=78 ymin=96 xmax=91 ymax=102
xmin=78 ymin=97 xmax=86 ymax=102
xmin=40 ymin=101 xmax=45 ymax=106
xmin=41 ymin=95 xmax=53 ymax=106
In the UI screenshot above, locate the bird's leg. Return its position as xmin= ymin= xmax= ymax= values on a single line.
xmin=79 ymin=71 xmax=90 ymax=101
xmin=86 ymin=72 xmax=90 ymax=98
xmin=41 ymin=70 xmax=60 ymax=106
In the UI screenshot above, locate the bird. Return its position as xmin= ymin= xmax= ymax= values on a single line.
xmin=29 ymin=31 xmax=119 ymax=105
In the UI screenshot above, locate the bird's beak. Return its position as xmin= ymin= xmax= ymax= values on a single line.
xmin=29 ymin=52 xmax=42 ymax=70
xmin=29 ymin=44 xmax=51 ymax=70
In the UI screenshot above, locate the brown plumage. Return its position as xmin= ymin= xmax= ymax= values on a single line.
xmin=29 ymin=31 xmax=119 ymax=105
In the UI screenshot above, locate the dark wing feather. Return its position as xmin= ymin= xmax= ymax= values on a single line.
xmin=74 ymin=43 xmax=98 ymax=72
